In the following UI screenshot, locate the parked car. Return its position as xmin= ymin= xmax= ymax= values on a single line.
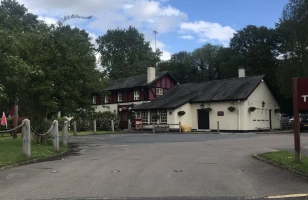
xmin=288 ymin=113 xmax=308 ymax=131
xmin=280 ymin=113 xmax=290 ymax=125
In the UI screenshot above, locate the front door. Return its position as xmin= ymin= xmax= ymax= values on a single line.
xmin=198 ymin=110 xmax=210 ymax=129
xmin=119 ymin=111 xmax=128 ymax=129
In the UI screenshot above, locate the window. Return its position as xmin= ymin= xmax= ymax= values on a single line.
xmin=141 ymin=111 xmax=148 ymax=123
xmin=136 ymin=112 xmax=141 ymax=118
xmin=134 ymin=90 xmax=140 ymax=100
xmin=104 ymin=95 xmax=109 ymax=103
xmin=118 ymin=92 xmax=122 ymax=102
xmin=151 ymin=110 xmax=158 ymax=123
xmin=92 ymin=95 xmax=97 ymax=104
xmin=156 ymin=88 xmax=163 ymax=95
xmin=160 ymin=110 xmax=167 ymax=123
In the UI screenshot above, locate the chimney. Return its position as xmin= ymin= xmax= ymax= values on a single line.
xmin=238 ymin=68 xmax=245 ymax=78
xmin=147 ymin=65 xmax=156 ymax=83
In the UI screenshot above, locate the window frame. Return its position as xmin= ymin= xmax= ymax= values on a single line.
xmin=92 ymin=95 xmax=97 ymax=104
xmin=141 ymin=111 xmax=148 ymax=124
xmin=118 ymin=92 xmax=122 ymax=102
xmin=104 ymin=94 xmax=109 ymax=104
xmin=134 ymin=90 xmax=140 ymax=101
xmin=156 ymin=88 xmax=163 ymax=95
xmin=151 ymin=110 xmax=158 ymax=123
xmin=160 ymin=110 xmax=167 ymax=124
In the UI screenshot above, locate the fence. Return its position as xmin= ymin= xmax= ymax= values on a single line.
xmin=0 ymin=119 xmax=69 ymax=158
xmin=70 ymin=119 xmax=115 ymax=136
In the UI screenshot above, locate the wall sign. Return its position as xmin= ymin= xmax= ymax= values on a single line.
xmin=217 ymin=111 xmax=224 ymax=116
xmin=296 ymin=78 xmax=308 ymax=111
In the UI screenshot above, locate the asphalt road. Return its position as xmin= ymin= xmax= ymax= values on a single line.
xmin=0 ymin=133 xmax=308 ymax=200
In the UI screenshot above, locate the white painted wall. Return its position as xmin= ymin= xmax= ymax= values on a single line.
xmin=190 ymin=102 xmax=242 ymax=130
xmin=245 ymin=81 xmax=280 ymax=130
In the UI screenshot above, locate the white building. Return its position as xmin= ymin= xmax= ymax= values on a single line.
xmin=133 ymin=70 xmax=281 ymax=132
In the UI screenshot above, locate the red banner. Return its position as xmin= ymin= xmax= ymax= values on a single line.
xmin=296 ymin=78 xmax=308 ymax=111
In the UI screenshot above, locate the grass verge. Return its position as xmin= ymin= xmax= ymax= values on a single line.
xmin=258 ymin=151 xmax=308 ymax=175
xmin=0 ymin=135 xmax=70 ymax=168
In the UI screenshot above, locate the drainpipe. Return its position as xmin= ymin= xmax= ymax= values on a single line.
xmin=238 ymin=100 xmax=241 ymax=131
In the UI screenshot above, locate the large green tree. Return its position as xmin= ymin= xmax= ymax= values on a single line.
xmin=159 ymin=51 xmax=195 ymax=83
xmin=0 ymin=0 xmax=104 ymax=135
xmin=96 ymin=26 xmax=161 ymax=80
xmin=276 ymin=0 xmax=308 ymax=98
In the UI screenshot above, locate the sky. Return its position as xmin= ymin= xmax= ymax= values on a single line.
xmin=17 ymin=0 xmax=289 ymax=61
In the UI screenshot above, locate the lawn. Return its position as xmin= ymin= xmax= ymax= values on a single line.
xmin=258 ymin=151 xmax=308 ymax=175
xmin=0 ymin=135 xmax=70 ymax=168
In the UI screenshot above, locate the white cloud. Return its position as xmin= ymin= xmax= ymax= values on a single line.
xmin=149 ymin=39 xmax=171 ymax=61
xmin=38 ymin=16 xmax=57 ymax=25
xmin=179 ymin=35 xmax=194 ymax=40
xmin=180 ymin=20 xmax=236 ymax=45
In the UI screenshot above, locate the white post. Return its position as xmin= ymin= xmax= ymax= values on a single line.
xmin=217 ymin=121 xmax=220 ymax=134
xmin=93 ymin=120 xmax=97 ymax=134
xmin=111 ymin=120 xmax=114 ymax=132
xmin=53 ymin=120 xmax=59 ymax=152
xmin=22 ymin=119 xmax=31 ymax=158
xmin=128 ymin=119 xmax=131 ymax=132
xmin=62 ymin=121 xmax=68 ymax=146
xmin=179 ymin=121 xmax=181 ymax=133
xmin=73 ymin=121 xmax=77 ymax=136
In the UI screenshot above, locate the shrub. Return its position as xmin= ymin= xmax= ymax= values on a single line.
xmin=94 ymin=111 xmax=119 ymax=131
xmin=71 ymin=110 xmax=119 ymax=131
xmin=249 ymin=107 xmax=257 ymax=112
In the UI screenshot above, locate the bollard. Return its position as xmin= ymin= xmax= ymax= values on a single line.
xmin=53 ymin=120 xmax=59 ymax=152
xmin=179 ymin=121 xmax=181 ymax=133
xmin=111 ymin=120 xmax=114 ymax=132
xmin=153 ymin=123 xmax=155 ymax=133
xmin=73 ymin=121 xmax=77 ymax=136
xmin=22 ymin=119 xmax=31 ymax=157
xmin=128 ymin=119 xmax=131 ymax=132
xmin=62 ymin=121 xmax=68 ymax=146
xmin=217 ymin=121 xmax=220 ymax=134
xmin=93 ymin=120 xmax=97 ymax=134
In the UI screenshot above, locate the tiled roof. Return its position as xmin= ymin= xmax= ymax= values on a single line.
xmin=133 ymin=75 xmax=265 ymax=110
xmin=105 ymin=71 xmax=172 ymax=91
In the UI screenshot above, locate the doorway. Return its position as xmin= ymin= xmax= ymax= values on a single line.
xmin=198 ymin=110 xmax=210 ymax=129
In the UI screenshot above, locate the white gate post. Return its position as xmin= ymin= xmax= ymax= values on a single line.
xmin=22 ymin=119 xmax=31 ymax=157
xmin=62 ymin=121 xmax=68 ymax=146
xmin=93 ymin=120 xmax=97 ymax=134
xmin=73 ymin=121 xmax=77 ymax=136
xmin=53 ymin=120 xmax=59 ymax=152
xmin=111 ymin=120 xmax=114 ymax=132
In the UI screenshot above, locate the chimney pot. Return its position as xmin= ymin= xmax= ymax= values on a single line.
xmin=147 ymin=65 xmax=156 ymax=83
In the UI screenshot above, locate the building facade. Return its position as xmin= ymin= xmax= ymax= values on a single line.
xmin=92 ymin=66 xmax=178 ymax=129
xmin=133 ymin=70 xmax=281 ymax=132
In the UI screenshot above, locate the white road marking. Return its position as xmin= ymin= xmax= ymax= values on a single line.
xmin=267 ymin=193 xmax=308 ymax=199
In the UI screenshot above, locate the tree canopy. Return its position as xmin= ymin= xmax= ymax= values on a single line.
xmin=0 ymin=0 xmax=104 ymax=123
xmin=96 ymin=26 xmax=161 ymax=80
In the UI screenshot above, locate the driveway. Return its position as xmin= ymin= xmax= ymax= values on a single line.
xmin=0 ymin=133 xmax=308 ymax=200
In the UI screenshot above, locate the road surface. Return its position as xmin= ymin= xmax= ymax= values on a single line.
xmin=0 ymin=133 xmax=308 ymax=200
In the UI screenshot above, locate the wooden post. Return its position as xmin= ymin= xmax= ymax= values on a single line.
xmin=128 ymin=119 xmax=131 ymax=132
xmin=13 ymin=103 xmax=18 ymax=139
xmin=293 ymin=78 xmax=301 ymax=163
xmin=62 ymin=121 xmax=68 ymax=146
xmin=217 ymin=121 xmax=220 ymax=134
xmin=179 ymin=121 xmax=181 ymax=133
xmin=73 ymin=121 xmax=77 ymax=136
xmin=22 ymin=119 xmax=31 ymax=157
xmin=93 ymin=120 xmax=97 ymax=134
xmin=111 ymin=120 xmax=114 ymax=132
xmin=53 ymin=120 xmax=59 ymax=152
